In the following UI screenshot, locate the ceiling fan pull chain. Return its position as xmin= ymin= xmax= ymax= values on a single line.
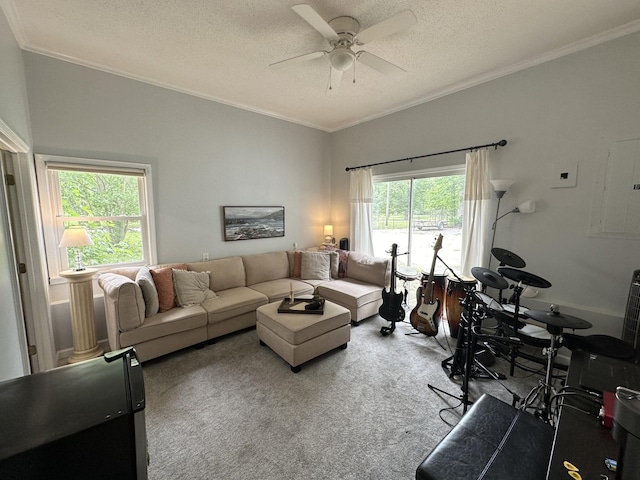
xmin=353 ymin=60 xmax=357 ymax=84
xmin=328 ymin=65 xmax=333 ymax=91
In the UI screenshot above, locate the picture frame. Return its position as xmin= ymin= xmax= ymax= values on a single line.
xmin=223 ymin=206 xmax=285 ymax=241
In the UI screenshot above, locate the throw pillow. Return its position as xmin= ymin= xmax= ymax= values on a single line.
xmin=335 ymin=249 xmax=349 ymax=278
xmin=135 ymin=266 xmax=159 ymax=317
xmin=150 ymin=264 xmax=187 ymax=312
xmin=300 ymin=252 xmax=331 ymax=281
xmin=293 ymin=251 xmax=302 ymax=278
xmin=172 ymin=269 xmax=217 ymax=307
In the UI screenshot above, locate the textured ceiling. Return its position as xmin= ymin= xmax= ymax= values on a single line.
xmin=3 ymin=0 xmax=640 ymax=132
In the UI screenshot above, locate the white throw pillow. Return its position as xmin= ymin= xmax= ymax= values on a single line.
xmin=300 ymin=252 xmax=331 ymax=281
xmin=172 ymin=269 xmax=217 ymax=307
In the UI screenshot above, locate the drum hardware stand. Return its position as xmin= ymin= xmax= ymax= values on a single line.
xmin=429 ymin=277 xmax=508 ymax=413
xmin=435 ymin=257 xmax=504 ymax=381
xmin=428 ymin=285 xmax=482 ymax=413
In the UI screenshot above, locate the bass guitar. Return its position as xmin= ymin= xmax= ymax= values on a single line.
xmin=379 ymin=243 xmax=405 ymax=335
xmin=410 ymin=234 xmax=443 ymax=336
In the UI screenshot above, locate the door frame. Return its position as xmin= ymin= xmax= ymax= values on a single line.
xmin=0 ymin=117 xmax=56 ymax=372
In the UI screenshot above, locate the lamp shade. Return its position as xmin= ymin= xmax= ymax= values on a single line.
xmin=323 ymin=225 xmax=334 ymax=236
xmin=490 ymin=179 xmax=514 ymax=193
xmin=516 ymin=200 xmax=536 ymax=214
xmin=59 ymin=227 xmax=94 ymax=248
xmin=329 ymin=48 xmax=354 ymax=71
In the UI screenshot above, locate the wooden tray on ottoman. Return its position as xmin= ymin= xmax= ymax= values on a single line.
xmin=277 ymin=298 xmax=324 ymax=315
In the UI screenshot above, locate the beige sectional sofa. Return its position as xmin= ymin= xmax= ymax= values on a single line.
xmin=98 ymin=249 xmax=390 ymax=362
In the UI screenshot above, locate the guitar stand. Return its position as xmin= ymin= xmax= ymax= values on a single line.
xmin=380 ymin=323 xmax=397 ymax=336
xmin=405 ymin=330 xmax=446 ymax=350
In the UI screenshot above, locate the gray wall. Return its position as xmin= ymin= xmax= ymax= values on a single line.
xmin=331 ymin=31 xmax=640 ymax=336
xmin=0 ymin=9 xmax=33 ymax=379
xmin=24 ymin=53 xmax=331 ymax=262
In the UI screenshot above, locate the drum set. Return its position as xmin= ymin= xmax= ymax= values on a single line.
xmin=415 ymin=247 xmax=595 ymax=420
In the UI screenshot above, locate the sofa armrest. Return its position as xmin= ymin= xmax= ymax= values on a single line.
xmin=98 ymin=273 xmax=145 ymax=333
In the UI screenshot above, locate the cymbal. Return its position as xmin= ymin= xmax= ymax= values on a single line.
xmin=491 ymin=248 xmax=526 ymax=268
xmin=525 ymin=309 xmax=592 ymax=330
xmin=498 ymin=267 xmax=552 ymax=289
xmin=471 ymin=267 xmax=509 ymax=290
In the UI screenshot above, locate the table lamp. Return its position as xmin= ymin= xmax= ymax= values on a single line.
xmin=323 ymin=225 xmax=334 ymax=245
xmin=59 ymin=227 xmax=94 ymax=271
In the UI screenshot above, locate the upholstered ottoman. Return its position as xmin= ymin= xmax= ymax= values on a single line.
xmin=256 ymin=300 xmax=351 ymax=372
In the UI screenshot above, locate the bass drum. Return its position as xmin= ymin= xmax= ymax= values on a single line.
xmin=445 ymin=276 xmax=477 ymax=338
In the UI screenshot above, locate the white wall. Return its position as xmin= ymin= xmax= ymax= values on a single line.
xmin=330 ymin=31 xmax=640 ymax=336
xmin=23 ymin=53 xmax=332 ymax=354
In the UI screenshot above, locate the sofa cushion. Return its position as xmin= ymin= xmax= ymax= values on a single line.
xmin=317 ymin=279 xmax=384 ymax=310
xmin=346 ymin=252 xmax=389 ymax=287
xmin=136 ymin=266 xmax=159 ymax=317
xmin=249 ymin=278 xmax=314 ymax=303
xmin=300 ymin=251 xmax=331 ymax=280
xmin=98 ymin=273 xmax=145 ymax=331
xmin=151 ymin=264 xmax=187 ymax=312
xmin=243 ymin=251 xmax=289 ymax=286
xmin=187 ymin=256 xmax=246 ymax=291
xmin=201 ymin=287 xmax=268 ymax=324
xmin=119 ymin=305 xmax=208 ymax=346
xmin=173 ymin=269 xmax=217 ymax=307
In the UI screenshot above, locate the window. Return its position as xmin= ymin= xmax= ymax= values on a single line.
xmin=372 ymin=166 xmax=465 ymax=275
xmin=36 ymin=155 xmax=156 ymax=279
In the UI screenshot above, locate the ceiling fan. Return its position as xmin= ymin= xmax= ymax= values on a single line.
xmin=270 ymin=4 xmax=417 ymax=92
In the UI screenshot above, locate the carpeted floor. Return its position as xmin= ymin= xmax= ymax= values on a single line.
xmin=142 ymin=316 xmax=545 ymax=480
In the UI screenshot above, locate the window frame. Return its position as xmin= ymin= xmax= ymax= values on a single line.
xmin=372 ymin=164 xmax=465 ymax=268
xmin=35 ymin=154 xmax=157 ymax=282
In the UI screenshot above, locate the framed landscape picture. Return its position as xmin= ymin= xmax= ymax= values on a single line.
xmin=223 ymin=206 xmax=285 ymax=241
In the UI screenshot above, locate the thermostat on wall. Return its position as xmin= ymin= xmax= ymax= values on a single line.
xmin=551 ymin=160 xmax=578 ymax=188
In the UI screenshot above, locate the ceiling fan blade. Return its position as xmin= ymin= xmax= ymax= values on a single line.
xmin=292 ymin=4 xmax=339 ymax=41
xmin=355 ymin=10 xmax=417 ymax=45
xmin=326 ymin=68 xmax=343 ymax=94
xmin=269 ymin=51 xmax=326 ymax=68
xmin=357 ymin=51 xmax=406 ymax=75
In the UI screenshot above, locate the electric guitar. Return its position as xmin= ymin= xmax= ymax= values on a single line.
xmin=379 ymin=243 xmax=405 ymax=334
xmin=410 ymin=234 xmax=443 ymax=336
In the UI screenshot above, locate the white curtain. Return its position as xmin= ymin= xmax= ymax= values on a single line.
xmin=461 ymin=149 xmax=492 ymax=276
xmin=349 ymin=168 xmax=374 ymax=255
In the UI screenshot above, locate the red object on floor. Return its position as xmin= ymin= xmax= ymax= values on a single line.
xmin=602 ymin=390 xmax=615 ymax=429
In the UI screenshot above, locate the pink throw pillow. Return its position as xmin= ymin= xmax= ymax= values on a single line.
xmin=151 ymin=264 xmax=187 ymax=312
xmin=292 ymin=251 xmax=302 ymax=278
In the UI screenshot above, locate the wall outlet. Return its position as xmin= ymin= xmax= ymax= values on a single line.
xmin=293 ymin=242 xmax=298 ymax=250
xmin=202 ymin=252 xmax=209 ymax=261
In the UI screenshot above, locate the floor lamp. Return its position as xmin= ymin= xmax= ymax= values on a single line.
xmin=488 ymin=180 xmax=536 ymax=269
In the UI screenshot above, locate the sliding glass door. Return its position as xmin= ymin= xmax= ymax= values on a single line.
xmin=372 ymin=167 xmax=465 ymax=277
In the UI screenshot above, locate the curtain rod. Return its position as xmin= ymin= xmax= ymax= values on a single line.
xmin=345 ymin=139 xmax=508 ymax=172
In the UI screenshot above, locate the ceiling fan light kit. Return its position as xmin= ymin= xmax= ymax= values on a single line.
xmin=271 ymin=4 xmax=417 ymax=92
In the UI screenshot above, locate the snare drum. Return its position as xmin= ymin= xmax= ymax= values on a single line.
xmin=474 ymin=292 xmax=501 ymax=331
xmin=475 ymin=292 xmax=503 ymax=312
xmin=445 ymin=276 xmax=477 ymax=338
